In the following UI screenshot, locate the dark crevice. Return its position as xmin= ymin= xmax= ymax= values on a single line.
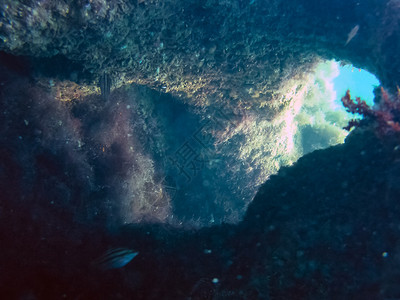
xmin=0 ymin=51 xmax=93 ymax=83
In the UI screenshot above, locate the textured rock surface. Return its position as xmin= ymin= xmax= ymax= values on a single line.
xmin=3 ymin=119 xmax=400 ymax=299
xmin=2 ymin=0 xmax=400 ymax=298
xmin=1 ymin=0 xmax=399 ymax=107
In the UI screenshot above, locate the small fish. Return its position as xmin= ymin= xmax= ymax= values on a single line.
xmin=93 ymin=248 xmax=139 ymax=270
xmin=345 ymin=25 xmax=359 ymax=46
xmin=99 ymin=72 xmax=111 ymax=101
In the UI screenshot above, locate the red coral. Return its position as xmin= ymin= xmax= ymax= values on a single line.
xmin=341 ymin=87 xmax=400 ymax=137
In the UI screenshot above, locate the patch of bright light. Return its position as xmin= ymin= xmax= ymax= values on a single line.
xmin=333 ymin=63 xmax=380 ymax=106
xmin=230 ymin=60 xmax=381 ymax=192
xmin=292 ymin=60 xmax=380 ymax=156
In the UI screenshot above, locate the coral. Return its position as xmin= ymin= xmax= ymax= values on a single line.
xmin=341 ymin=88 xmax=400 ymax=137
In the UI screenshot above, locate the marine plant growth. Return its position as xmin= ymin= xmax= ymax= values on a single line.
xmin=341 ymin=87 xmax=400 ymax=137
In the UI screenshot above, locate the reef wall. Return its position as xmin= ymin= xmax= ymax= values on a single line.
xmin=1 ymin=0 xmax=400 ymax=299
xmin=3 ymin=120 xmax=400 ymax=299
xmin=1 ymin=0 xmax=399 ymax=107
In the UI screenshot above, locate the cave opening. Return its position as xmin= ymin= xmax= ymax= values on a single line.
xmin=293 ymin=60 xmax=380 ymax=155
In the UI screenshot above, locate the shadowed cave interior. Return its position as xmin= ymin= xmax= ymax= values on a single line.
xmin=0 ymin=0 xmax=400 ymax=299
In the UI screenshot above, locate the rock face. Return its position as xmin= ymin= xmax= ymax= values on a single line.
xmin=238 ymin=129 xmax=400 ymax=299
xmin=1 ymin=0 xmax=400 ymax=299
xmin=137 ymin=129 xmax=400 ymax=299
xmin=103 ymin=129 xmax=400 ymax=299
xmin=1 ymin=0 xmax=399 ymax=105
xmin=3 ymin=114 xmax=400 ymax=298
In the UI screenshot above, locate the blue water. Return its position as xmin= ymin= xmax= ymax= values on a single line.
xmin=333 ymin=65 xmax=380 ymax=106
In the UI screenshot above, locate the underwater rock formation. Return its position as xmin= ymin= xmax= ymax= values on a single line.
xmin=2 ymin=111 xmax=400 ymax=298
xmin=116 ymin=128 xmax=400 ymax=299
xmin=0 ymin=0 xmax=399 ymax=106
xmin=1 ymin=0 xmax=400 ymax=299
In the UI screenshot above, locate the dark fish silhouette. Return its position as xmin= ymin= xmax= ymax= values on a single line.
xmin=99 ymin=72 xmax=111 ymax=100
xmin=345 ymin=25 xmax=359 ymax=46
xmin=93 ymin=248 xmax=139 ymax=270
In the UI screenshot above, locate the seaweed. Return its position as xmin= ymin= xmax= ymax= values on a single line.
xmin=341 ymin=87 xmax=400 ymax=137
